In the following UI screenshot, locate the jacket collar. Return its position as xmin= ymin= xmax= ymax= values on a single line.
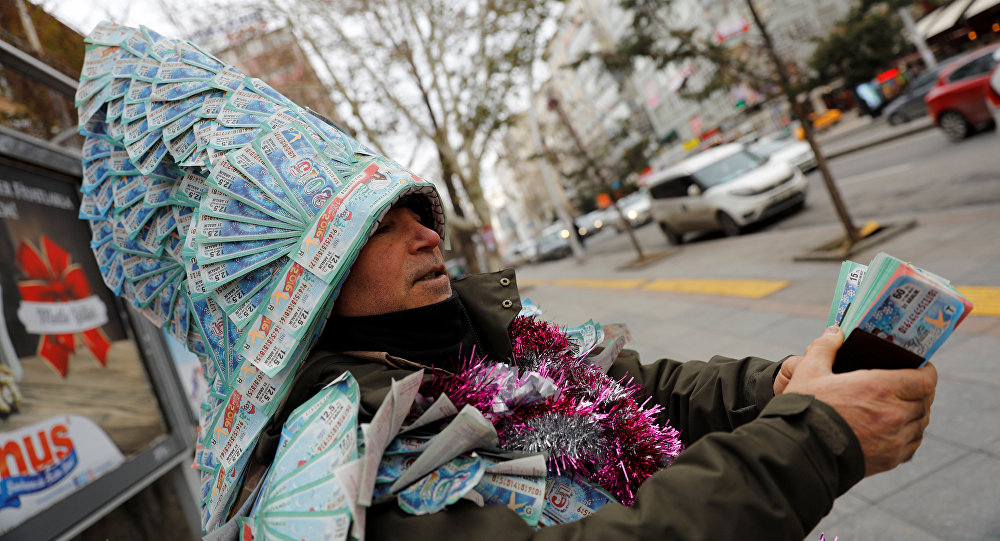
xmin=449 ymin=268 xmax=521 ymax=363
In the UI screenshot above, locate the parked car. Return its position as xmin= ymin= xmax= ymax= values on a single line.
xmin=925 ymin=43 xmax=1000 ymax=142
xmin=748 ymin=134 xmax=817 ymax=172
xmin=645 ymin=143 xmax=808 ymax=245
xmin=986 ymin=49 xmax=1000 ymax=129
xmin=535 ymin=222 xmax=573 ymax=261
xmin=884 ymin=65 xmax=947 ymax=125
xmin=504 ymin=239 xmax=538 ymax=266
xmin=575 ymin=209 xmax=607 ymax=238
xmin=610 ymin=191 xmax=652 ymax=232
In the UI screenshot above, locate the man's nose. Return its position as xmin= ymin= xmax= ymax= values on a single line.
xmin=406 ymin=216 xmax=442 ymax=253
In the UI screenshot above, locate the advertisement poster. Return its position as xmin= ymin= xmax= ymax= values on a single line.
xmin=0 ymin=166 xmax=168 ymax=533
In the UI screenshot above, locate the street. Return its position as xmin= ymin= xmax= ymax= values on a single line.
xmin=514 ymin=130 xmax=1000 ymax=541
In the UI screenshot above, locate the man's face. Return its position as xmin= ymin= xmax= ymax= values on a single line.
xmin=333 ymin=206 xmax=451 ymax=317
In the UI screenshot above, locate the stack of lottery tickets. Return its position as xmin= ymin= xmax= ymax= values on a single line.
xmin=74 ymin=21 xmax=445 ymax=535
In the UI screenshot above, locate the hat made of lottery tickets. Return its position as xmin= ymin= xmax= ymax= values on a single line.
xmin=75 ymin=22 xmax=444 ymax=407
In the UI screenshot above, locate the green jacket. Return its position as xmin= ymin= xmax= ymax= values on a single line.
xmin=260 ymin=269 xmax=865 ymax=540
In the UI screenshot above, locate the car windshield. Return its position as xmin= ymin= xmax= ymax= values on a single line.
xmin=692 ymin=151 xmax=764 ymax=187
xmin=750 ymin=138 xmax=792 ymax=156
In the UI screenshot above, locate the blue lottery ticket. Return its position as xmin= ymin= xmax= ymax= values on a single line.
xmin=198 ymin=236 xmax=296 ymax=265
xmin=828 ymin=261 xmax=868 ymax=327
xmin=74 ymin=71 xmax=111 ymax=105
xmin=243 ymin=78 xmax=293 ymax=106
xmin=126 ymin=125 xmax=164 ymax=159
xmin=121 ymin=27 xmax=148 ymax=56
xmin=121 ymin=205 xmax=158 ymax=238
xmin=89 ymin=220 xmax=114 ymax=247
xmin=301 ymin=111 xmax=350 ymax=158
xmin=384 ymin=436 xmax=430 ymax=455
xmin=195 ymin=214 xmax=300 ymax=242
xmin=200 ymin=189 xmax=298 ymax=229
xmin=163 ymin=229 xmax=184 ymax=263
xmin=84 ymin=21 xmax=131 ymax=47
xmin=857 ymin=273 xmax=969 ymax=360
xmin=200 ymin=245 xmax=296 ymax=294
xmin=254 ymin=123 xmax=343 ymax=220
xmin=122 ymin=115 xmax=154 ymax=145
xmin=163 ymin=108 xmax=201 ymax=140
xmin=123 ymin=254 xmax=178 ymax=282
xmin=135 ymin=219 xmax=163 ymax=254
xmin=217 ymin=105 xmax=270 ymax=128
xmin=210 ymin=261 xmax=280 ymax=314
xmin=132 ymin=56 xmax=161 ymax=81
xmin=82 ymin=157 xmax=111 ymax=195
xmin=76 ymin=81 xmax=112 ymax=126
xmin=165 ymin=129 xmax=197 ymax=162
xmin=79 ymin=193 xmax=105 ymax=221
xmin=153 ymin=208 xmax=177 ymax=243
xmin=83 ymin=137 xmax=113 ymax=161
xmin=259 ymin=510 xmax=351 ymax=541
xmin=136 ymin=140 xmax=169 ymax=175
xmin=227 ymin=88 xmax=281 ymax=115
xmin=128 ymin=267 xmax=181 ymax=308
xmin=541 ymin=474 xmax=616 ymax=525
xmin=80 ymin=109 xmax=108 ymax=139
xmin=109 ymin=149 xmax=139 ymax=175
xmin=397 ymin=455 xmax=486 ymax=515
xmin=227 ymin=276 xmax=277 ymax=329
xmin=148 ymin=279 xmax=179 ymax=326
xmin=172 ymin=170 xmax=209 ymax=207
xmin=93 ymin=239 xmax=118 ymax=268
xmin=124 ymin=78 xmax=152 ymax=104
xmin=99 ymin=251 xmax=125 ymax=295
xmin=140 ymin=25 xmax=174 ymax=58
xmin=148 ymin=92 xmax=208 ymax=127
xmin=111 ymin=52 xmax=139 ymax=78
xmin=107 ymin=77 xmax=130 ymax=99
xmin=269 ymin=405 xmax=358 ymax=493
xmin=208 ymin=126 xmax=261 ymax=150
xmin=168 ymin=290 xmax=190 ymax=347
xmin=190 ymin=296 xmax=228 ymax=378
xmin=475 ymin=472 xmax=546 ymax=526
xmin=113 ymin=175 xmax=146 ymax=209
xmin=156 ymin=61 xmax=216 ymax=82
xmin=105 ymin=97 xmax=124 ymax=121
xmin=262 ymin=474 xmax=348 ymax=514
xmin=208 ymin=157 xmax=303 ymax=226
xmin=199 ymin=90 xmax=228 ymax=118
xmin=209 ymin=67 xmax=245 ymax=93
xmin=143 ymin=176 xmax=174 ymax=207
xmin=177 ymin=41 xmax=225 ymax=71
xmin=82 ymin=45 xmax=120 ymax=79
xmin=230 ymin=145 xmax=306 ymax=220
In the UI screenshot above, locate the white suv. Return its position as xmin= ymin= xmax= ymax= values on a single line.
xmin=645 ymin=143 xmax=808 ymax=245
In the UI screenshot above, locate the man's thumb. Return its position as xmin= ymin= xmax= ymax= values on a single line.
xmin=803 ymin=326 xmax=844 ymax=371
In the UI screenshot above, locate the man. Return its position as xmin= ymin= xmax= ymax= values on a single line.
xmin=244 ymin=197 xmax=937 ymax=539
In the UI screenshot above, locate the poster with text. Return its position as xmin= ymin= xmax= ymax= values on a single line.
xmin=0 ymin=166 xmax=168 ymax=533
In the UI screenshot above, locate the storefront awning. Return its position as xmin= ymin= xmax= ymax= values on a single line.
xmin=965 ymin=0 xmax=1000 ymax=18
xmin=922 ymin=0 xmax=976 ymax=38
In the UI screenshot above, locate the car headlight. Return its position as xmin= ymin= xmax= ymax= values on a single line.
xmin=560 ymin=229 xmax=570 ymax=239
xmin=627 ymin=210 xmax=638 ymax=220
xmin=593 ymin=219 xmax=603 ymax=228
xmin=578 ymin=227 xmax=587 ymax=236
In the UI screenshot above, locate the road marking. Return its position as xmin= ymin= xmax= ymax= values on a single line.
xmin=837 ymin=164 xmax=914 ymax=187
xmin=554 ymin=279 xmax=648 ymax=289
xmin=642 ymin=278 xmax=789 ymax=298
xmin=955 ymin=286 xmax=1000 ymax=317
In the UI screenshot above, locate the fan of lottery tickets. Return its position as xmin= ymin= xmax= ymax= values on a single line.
xmin=74 ymin=21 xmax=444 ymax=532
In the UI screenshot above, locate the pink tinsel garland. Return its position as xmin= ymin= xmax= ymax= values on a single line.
xmin=420 ymin=316 xmax=683 ymax=505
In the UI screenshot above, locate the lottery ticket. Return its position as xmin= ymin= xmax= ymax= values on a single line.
xmin=74 ymin=71 xmax=111 ymax=105
xmin=132 ymin=56 xmax=161 ymax=81
xmin=121 ymin=28 xmax=149 ymax=56
xmin=85 ymin=20 xmax=132 ymax=47
xmin=474 ymin=471 xmax=546 ymax=526
xmin=855 ymin=272 xmax=970 ymax=360
xmin=397 ymin=455 xmax=485 ymax=516
xmin=107 ymin=77 xmax=131 ymax=99
xmin=230 ymin=145 xmax=305 ymax=220
xmin=145 ymin=279 xmax=179 ymax=326
xmin=156 ymin=61 xmax=216 ymax=83
xmin=200 ymin=189 xmax=299 ymax=229
xmin=121 ymin=101 xmax=147 ymax=128
xmin=195 ymin=214 xmax=300 ymax=242
xmin=173 ymin=169 xmax=210 ymax=207
xmin=109 ymin=149 xmax=139 ymax=175
xmin=153 ymin=209 xmax=177 ymax=242
xmin=176 ymin=41 xmax=225 ymax=71
xmin=217 ymin=105 xmax=270 ymax=128
xmin=80 ymin=193 xmax=106 ymax=222
xmin=199 ymin=244 xmax=296 ymax=293
xmin=209 ymin=261 xmax=279 ymax=316
xmin=163 ymin=108 xmax=202 ymax=140
xmin=190 ymin=296 xmax=228 ymax=378
xmin=110 ymin=52 xmax=139 ymax=78
xmin=93 ymin=239 xmax=118 ymax=268
xmin=540 ymin=475 xmax=616 ymax=525
xmin=125 ymin=78 xmax=153 ymax=104
xmin=245 ymin=78 xmax=294 ymax=107
xmin=151 ymin=79 xmax=212 ymax=102
xmin=82 ymin=157 xmax=111 ymax=194
xmin=99 ymin=252 xmax=125 ymax=294
xmin=226 ymin=88 xmax=281 ymax=115
xmin=128 ymin=267 xmax=181 ymax=308
xmin=208 ymin=157 xmax=302 ymax=226
xmin=168 ymin=289 xmax=190 ymax=346
xmin=83 ymin=137 xmax=114 ymax=161
xmin=375 ymin=452 xmax=419 ymax=484
xmin=827 ymin=260 xmax=868 ymax=327
xmin=565 ymin=319 xmax=603 ymax=358
xmin=253 ymin=123 xmax=344 ymax=220
xmin=134 ymin=139 xmax=169 ymax=175
xmin=258 ymin=510 xmax=351 ymax=541
xmin=76 ymin=81 xmax=112 ymax=126
xmin=121 ymin=205 xmax=158 ymax=237
xmin=208 ymin=126 xmax=261 ymax=150
xmin=293 ymin=161 xmax=419 ymax=283
xmin=113 ymin=175 xmax=146 ymax=208
xmin=239 ymin=263 xmax=337 ymax=376
xmin=105 ymin=97 xmax=124 ymax=122
xmin=262 ymin=473 xmax=348 ymax=514
xmin=142 ymin=26 xmax=177 ymax=60
xmin=227 ymin=278 xmax=275 ymax=329
xmin=123 ymin=254 xmax=178 ymax=282
xmin=148 ymin=92 xmax=208 ymax=128
xmin=89 ymin=220 xmax=114 ymax=247
xmin=165 ymin=129 xmax=198 ymax=162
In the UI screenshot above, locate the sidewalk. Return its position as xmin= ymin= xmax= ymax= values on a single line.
xmin=514 ymin=202 xmax=1000 ymax=540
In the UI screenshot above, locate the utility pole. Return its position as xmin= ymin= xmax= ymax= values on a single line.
xmin=745 ymin=0 xmax=860 ymax=245
xmin=546 ymin=90 xmax=647 ymax=261
xmin=899 ymin=7 xmax=937 ymax=70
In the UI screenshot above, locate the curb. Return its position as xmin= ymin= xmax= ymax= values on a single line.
xmin=822 ymin=120 xmax=936 ymax=160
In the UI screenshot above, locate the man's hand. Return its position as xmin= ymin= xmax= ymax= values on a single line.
xmin=781 ymin=326 xmax=937 ymax=477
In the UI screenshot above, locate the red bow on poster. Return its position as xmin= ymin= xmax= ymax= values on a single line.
xmin=15 ymin=236 xmax=111 ymax=378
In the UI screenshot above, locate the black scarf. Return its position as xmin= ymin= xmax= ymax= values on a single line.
xmin=317 ymin=291 xmax=480 ymax=367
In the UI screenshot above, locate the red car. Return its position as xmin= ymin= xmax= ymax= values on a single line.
xmin=925 ymin=43 xmax=1000 ymax=142
xmin=986 ymin=49 xmax=1000 ymax=127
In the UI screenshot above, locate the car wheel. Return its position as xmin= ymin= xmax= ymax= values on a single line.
xmin=659 ymin=221 xmax=683 ymax=245
xmin=717 ymin=212 xmax=741 ymax=237
xmin=888 ymin=112 xmax=906 ymax=126
xmin=939 ymin=112 xmax=969 ymax=142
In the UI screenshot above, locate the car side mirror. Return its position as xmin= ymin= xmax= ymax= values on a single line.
xmin=686 ymin=184 xmax=702 ymax=197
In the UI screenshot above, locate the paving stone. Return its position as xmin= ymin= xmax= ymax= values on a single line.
xmin=880 ymin=452 xmax=1000 ymax=541
xmin=848 ymin=437 xmax=971 ymax=502
xmin=925 ymin=377 xmax=1000 ymax=450
xmin=809 ymin=505 xmax=949 ymax=541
